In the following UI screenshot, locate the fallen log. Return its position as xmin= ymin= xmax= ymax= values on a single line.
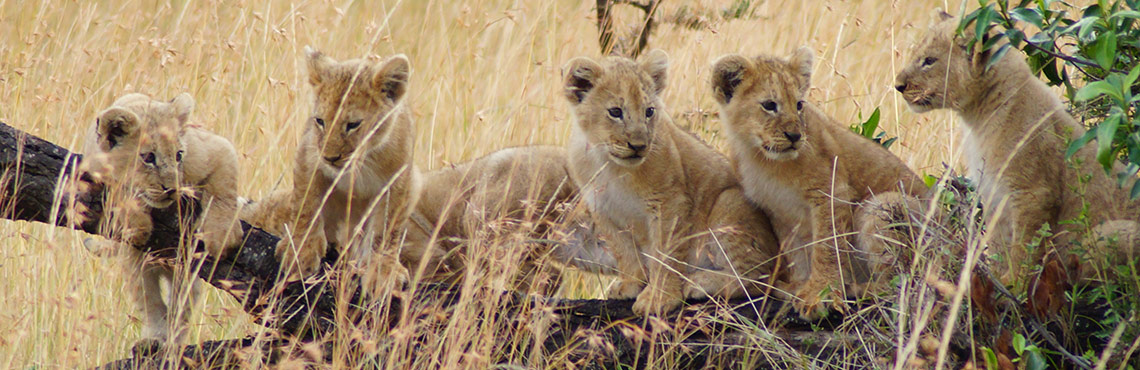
xmin=0 ymin=122 xmax=873 ymax=368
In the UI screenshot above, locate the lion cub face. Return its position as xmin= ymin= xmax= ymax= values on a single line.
xmin=711 ymin=47 xmax=813 ymax=161
xmin=304 ymin=47 xmax=410 ymax=175
xmin=91 ymin=93 xmax=193 ymax=208
xmin=894 ymin=12 xmax=974 ymax=113
xmin=562 ymin=50 xmax=669 ymax=167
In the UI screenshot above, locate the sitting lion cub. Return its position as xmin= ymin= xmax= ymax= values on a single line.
xmin=711 ymin=48 xmax=928 ymax=319
xmin=242 ymin=48 xmax=423 ymax=290
xmin=563 ymin=50 xmax=781 ymax=316
xmin=895 ymin=12 xmax=1140 ymax=279
xmin=77 ymin=92 xmax=242 ymax=345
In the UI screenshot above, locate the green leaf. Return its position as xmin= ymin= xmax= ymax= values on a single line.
xmin=975 ymin=5 xmax=994 ymax=50
xmin=923 ymin=174 xmax=938 ymax=188
xmin=1067 ymin=129 xmax=1097 ymax=159
xmin=1096 ymin=113 xmax=1121 ymax=171
xmin=983 ymin=347 xmax=999 ymax=370
xmin=1131 ymin=179 xmax=1140 ymax=200
xmin=1025 ymin=350 xmax=1047 ymax=370
xmin=1027 ymin=31 xmax=1052 ymax=44
xmin=958 ymin=8 xmax=981 ymax=35
xmin=1074 ymin=80 xmax=1120 ymax=102
xmin=881 ymin=137 xmax=897 ymax=150
xmin=1042 ymin=56 xmax=1064 ymax=85
xmin=1065 ymin=16 xmax=1099 ymax=38
xmin=986 ymin=44 xmax=1012 ymax=71
xmin=1012 ymin=333 xmax=1026 ymax=355
xmin=1011 ymin=7 xmax=1044 ymax=27
xmin=1109 ymin=10 xmax=1140 ymax=20
xmin=865 ymin=108 xmax=880 ymax=136
xmin=1125 ymin=65 xmax=1140 ymax=90
xmin=1005 ymin=28 xmax=1025 ymax=47
xmin=1094 ymin=31 xmax=1117 ymax=70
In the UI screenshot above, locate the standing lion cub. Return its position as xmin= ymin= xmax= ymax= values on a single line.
xmin=711 ymin=48 xmax=929 ymax=319
xmin=895 ymin=12 xmax=1140 ymax=278
xmin=77 ymin=92 xmax=242 ymax=346
xmin=563 ymin=50 xmax=781 ymax=316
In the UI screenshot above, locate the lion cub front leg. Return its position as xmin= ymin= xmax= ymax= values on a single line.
xmin=119 ymin=197 xmax=156 ymax=247
xmin=276 ymin=173 xmax=328 ymax=278
xmin=194 ymin=152 xmax=244 ymax=258
xmin=795 ymin=191 xmax=855 ymax=320
xmin=600 ymin=219 xmax=646 ymax=300
xmin=631 ymin=198 xmax=690 ymax=316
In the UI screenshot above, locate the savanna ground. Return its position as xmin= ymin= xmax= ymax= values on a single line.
xmin=0 ymin=0 xmax=1117 ymax=368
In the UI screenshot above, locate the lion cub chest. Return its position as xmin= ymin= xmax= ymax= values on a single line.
xmin=736 ymin=157 xmax=811 ymax=227
xmin=581 ymin=169 xmax=651 ymax=230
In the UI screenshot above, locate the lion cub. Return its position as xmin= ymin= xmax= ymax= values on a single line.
xmin=406 ymin=146 xmax=577 ymax=292
xmin=78 ymin=92 xmax=242 ymax=345
xmin=895 ymin=12 xmax=1140 ymax=278
xmin=563 ymin=50 xmax=781 ymax=316
xmin=711 ymin=48 xmax=928 ymax=318
xmin=244 ymin=48 xmax=424 ymax=287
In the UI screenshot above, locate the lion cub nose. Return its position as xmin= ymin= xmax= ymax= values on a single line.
xmin=627 ymin=142 xmax=647 ymax=153
xmin=783 ymin=132 xmax=802 ymax=143
xmin=160 ymin=185 xmax=176 ymax=196
xmin=894 ymin=83 xmax=907 ymax=93
xmin=324 ymin=155 xmax=342 ymax=164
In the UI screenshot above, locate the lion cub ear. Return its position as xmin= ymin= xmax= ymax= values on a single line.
xmin=304 ymin=46 xmax=334 ymax=86
xmin=96 ymin=106 xmax=141 ymax=151
xmin=787 ymin=47 xmax=814 ymax=93
xmin=639 ymin=49 xmax=669 ymax=95
xmin=563 ymin=57 xmax=603 ymax=105
xmin=170 ymin=93 xmax=195 ymax=125
xmin=710 ymin=54 xmax=753 ymax=105
xmin=373 ymin=54 xmax=411 ymax=103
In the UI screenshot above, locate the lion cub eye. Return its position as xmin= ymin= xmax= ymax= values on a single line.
xmin=175 ymin=150 xmax=184 ymax=163
xmin=314 ymin=118 xmax=325 ymax=127
xmin=921 ymin=57 xmax=937 ymax=67
xmin=607 ymin=107 xmax=623 ymax=119
xmin=345 ymin=121 xmax=362 ymax=131
xmin=796 ymin=101 xmax=804 ymax=111
xmin=140 ymin=152 xmax=156 ymax=165
xmin=761 ymin=100 xmax=777 ymax=112
xmin=645 ymin=107 xmax=655 ymax=118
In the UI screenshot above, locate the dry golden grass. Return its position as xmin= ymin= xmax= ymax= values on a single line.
xmin=0 ymin=0 xmax=1096 ymax=367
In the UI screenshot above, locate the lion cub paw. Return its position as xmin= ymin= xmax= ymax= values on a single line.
xmin=83 ymin=237 xmax=117 ymax=257
xmin=632 ymin=285 xmax=683 ymax=317
xmin=605 ymin=279 xmax=645 ymax=300
xmin=130 ymin=337 xmax=166 ymax=358
xmin=362 ymin=253 xmax=410 ymax=300
xmin=793 ymin=278 xmax=848 ymax=321
xmin=275 ymin=235 xmax=325 ymax=279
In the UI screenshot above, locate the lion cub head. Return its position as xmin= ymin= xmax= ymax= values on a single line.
xmin=562 ymin=50 xmax=669 ymax=167
xmin=894 ymin=11 xmax=986 ymax=113
xmin=304 ymin=47 xmax=410 ymax=174
xmin=88 ymin=93 xmax=194 ymax=208
xmin=711 ymin=47 xmax=813 ymax=161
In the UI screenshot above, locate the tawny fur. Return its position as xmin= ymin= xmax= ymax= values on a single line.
xmin=76 ymin=92 xmax=242 ymax=345
xmin=711 ymin=48 xmax=928 ymax=319
xmin=241 ymin=48 xmax=422 ymax=290
xmin=563 ymin=50 xmax=781 ymax=316
xmin=405 ymin=145 xmax=577 ymax=293
xmin=895 ymin=12 xmax=1140 ymax=279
